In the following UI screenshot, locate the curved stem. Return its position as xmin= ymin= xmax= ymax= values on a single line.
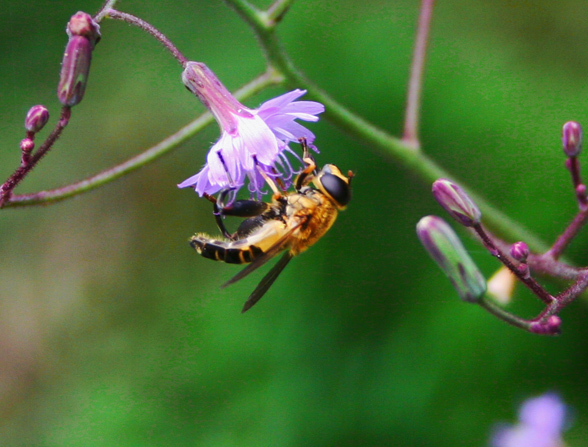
xmin=3 ymin=70 xmax=281 ymax=208
xmin=94 ymin=0 xmax=118 ymax=22
xmin=0 ymin=106 xmax=71 ymax=208
xmin=105 ymin=9 xmax=187 ymax=66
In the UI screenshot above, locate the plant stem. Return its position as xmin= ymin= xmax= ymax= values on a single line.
xmin=545 ymin=207 xmax=588 ymax=260
xmin=0 ymin=106 xmax=71 ymax=208
xmin=403 ymin=0 xmax=434 ymax=150
xmin=106 ymin=9 xmax=187 ymax=66
xmin=478 ymin=296 xmax=534 ymax=333
xmin=473 ymin=223 xmax=554 ymax=304
xmin=3 ymin=70 xmax=280 ymax=208
xmin=228 ymin=1 xmax=552 ymax=253
xmin=95 ymin=0 xmax=118 ymax=22
xmin=265 ymin=0 xmax=296 ymax=26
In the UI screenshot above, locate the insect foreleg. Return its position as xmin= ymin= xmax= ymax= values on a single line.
xmin=295 ymin=138 xmax=318 ymax=190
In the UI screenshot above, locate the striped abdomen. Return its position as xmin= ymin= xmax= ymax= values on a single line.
xmin=190 ymin=235 xmax=265 ymax=264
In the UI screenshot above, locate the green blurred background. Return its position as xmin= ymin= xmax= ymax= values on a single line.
xmin=1 ymin=0 xmax=588 ymax=445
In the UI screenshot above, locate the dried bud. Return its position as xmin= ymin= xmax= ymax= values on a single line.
xmin=67 ymin=12 xmax=101 ymax=48
xmin=562 ymin=121 xmax=582 ymax=157
xmin=417 ymin=215 xmax=486 ymax=303
xmin=432 ymin=179 xmax=481 ymax=227
xmin=57 ymin=36 xmax=92 ymax=106
xmin=510 ymin=241 xmax=529 ymax=262
xmin=24 ymin=105 xmax=49 ymax=133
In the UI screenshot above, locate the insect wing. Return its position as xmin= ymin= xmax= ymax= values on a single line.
xmin=221 ymin=219 xmax=302 ymax=288
xmin=241 ymin=252 xmax=293 ymax=313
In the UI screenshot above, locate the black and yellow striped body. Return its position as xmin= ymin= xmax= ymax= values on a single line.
xmin=190 ymin=186 xmax=339 ymax=265
xmin=189 ymin=142 xmax=352 ymax=312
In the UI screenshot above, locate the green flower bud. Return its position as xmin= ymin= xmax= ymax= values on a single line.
xmin=417 ymin=216 xmax=486 ymax=303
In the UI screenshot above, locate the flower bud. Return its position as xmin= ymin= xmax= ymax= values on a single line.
xmin=67 ymin=12 xmax=101 ymax=48
xmin=24 ymin=105 xmax=49 ymax=133
xmin=432 ymin=179 xmax=481 ymax=227
xmin=562 ymin=121 xmax=582 ymax=157
xmin=57 ymin=13 xmax=100 ymax=107
xmin=510 ymin=241 xmax=529 ymax=262
xmin=529 ymin=316 xmax=561 ymax=335
xmin=417 ymin=215 xmax=486 ymax=303
xmin=57 ymin=36 xmax=92 ymax=106
xmin=20 ymin=138 xmax=34 ymax=153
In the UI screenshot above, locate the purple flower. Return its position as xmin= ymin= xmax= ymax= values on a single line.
xmin=178 ymin=62 xmax=324 ymax=199
xmin=491 ymin=393 xmax=568 ymax=447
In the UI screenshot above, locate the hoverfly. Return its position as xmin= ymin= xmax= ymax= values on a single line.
xmin=190 ymin=139 xmax=352 ymax=312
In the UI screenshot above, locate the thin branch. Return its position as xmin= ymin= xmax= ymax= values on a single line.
xmin=265 ymin=0 xmax=296 ymax=26
xmin=106 ymin=9 xmax=187 ymax=66
xmin=94 ymin=0 xmax=118 ymax=22
xmin=3 ymin=70 xmax=281 ymax=208
xmin=0 ymin=106 xmax=71 ymax=208
xmin=473 ymin=224 xmax=554 ymax=304
xmin=402 ymin=0 xmax=434 ymax=150
xmin=545 ymin=207 xmax=588 ymax=260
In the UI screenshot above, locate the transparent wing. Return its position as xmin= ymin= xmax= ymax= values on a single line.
xmin=241 ymin=251 xmax=293 ymax=313
xmin=221 ymin=219 xmax=302 ymax=288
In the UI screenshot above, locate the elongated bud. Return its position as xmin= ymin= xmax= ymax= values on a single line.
xmin=510 ymin=241 xmax=529 ymax=262
xmin=562 ymin=121 xmax=582 ymax=157
xmin=432 ymin=179 xmax=481 ymax=227
xmin=24 ymin=105 xmax=49 ymax=133
xmin=417 ymin=216 xmax=486 ymax=303
xmin=57 ymin=12 xmax=100 ymax=107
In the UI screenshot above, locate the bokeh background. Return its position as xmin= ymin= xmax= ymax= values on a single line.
xmin=1 ymin=0 xmax=588 ymax=445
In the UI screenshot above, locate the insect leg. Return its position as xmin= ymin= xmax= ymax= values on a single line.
xmin=295 ymin=138 xmax=318 ymax=190
xmin=205 ymin=191 xmax=270 ymax=240
xmin=204 ymin=192 xmax=233 ymax=239
xmin=254 ymin=157 xmax=283 ymax=199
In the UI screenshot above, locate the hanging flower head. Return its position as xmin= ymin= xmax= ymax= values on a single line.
xmin=178 ymin=62 xmax=325 ymax=200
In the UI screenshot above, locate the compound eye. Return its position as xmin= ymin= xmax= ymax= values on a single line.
xmin=320 ymin=173 xmax=351 ymax=207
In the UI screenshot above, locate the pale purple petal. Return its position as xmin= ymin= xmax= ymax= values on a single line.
xmin=519 ymin=393 xmax=566 ymax=436
xmin=270 ymin=121 xmax=316 ymax=143
xmin=257 ymin=89 xmax=307 ymax=113
xmin=177 ymin=170 xmax=204 ymax=189
xmin=236 ymin=114 xmax=279 ymax=166
xmin=274 ymin=101 xmax=325 ymax=119
xmin=491 ymin=394 xmax=568 ymax=447
xmin=179 ymin=81 xmax=324 ymax=198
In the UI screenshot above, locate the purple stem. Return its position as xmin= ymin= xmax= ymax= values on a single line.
xmin=566 ymin=156 xmax=587 ymax=207
xmin=473 ymin=223 xmax=554 ymax=304
xmin=402 ymin=0 xmax=434 ymax=150
xmin=106 ymin=9 xmax=187 ymax=66
xmin=0 ymin=106 xmax=71 ymax=208
xmin=545 ymin=207 xmax=588 ymax=260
